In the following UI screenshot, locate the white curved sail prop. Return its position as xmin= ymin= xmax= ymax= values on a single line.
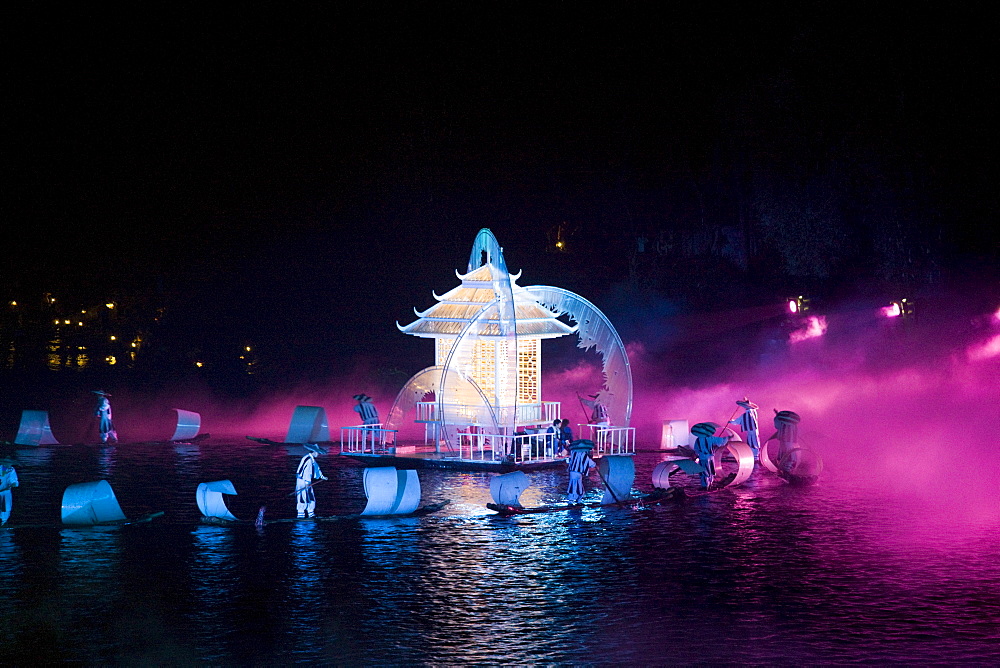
xmin=361 ymin=467 xmax=421 ymax=516
xmin=489 ymin=471 xmax=531 ymax=506
xmin=171 ymin=409 xmax=201 ymax=442
xmin=61 ymin=480 xmax=128 ymax=525
xmin=13 ymin=410 xmax=60 ymax=446
xmin=524 ymin=286 xmax=633 ymax=427
xmin=598 ymin=455 xmax=635 ymax=504
xmin=0 ymin=490 xmax=11 ymax=525
xmin=284 ymin=406 xmax=330 ymax=444
xmin=436 ymin=231 xmax=519 ymax=451
xmin=651 ymin=461 xmax=675 ymax=489
xmin=196 ymin=480 xmax=239 ymax=521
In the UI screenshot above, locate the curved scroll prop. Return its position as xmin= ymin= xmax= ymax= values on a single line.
xmin=524 ymin=285 xmax=633 ymax=427
xmin=171 ymin=409 xmax=201 ymax=442
xmin=196 ymin=480 xmax=239 ymax=521
xmin=361 ymin=467 xmax=421 ymax=515
xmin=284 ymin=406 xmax=330 ymax=444
xmin=712 ymin=441 xmax=756 ymax=488
xmin=599 ymin=455 xmax=635 ymax=504
xmin=383 ymin=366 xmax=498 ymax=446
xmin=61 ymin=480 xmax=128 ymax=525
xmin=490 ymin=471 xmax=531 ymax=507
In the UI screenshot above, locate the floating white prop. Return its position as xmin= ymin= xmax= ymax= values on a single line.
xmin=0 ymin=465 xmax=16 ymax=525
xmin=598 ymin=455 xmax=635 ymax=504
xmin=171 ymin=409 xmax=201 ymax=442
xmin=713 ymin=440 xmax=756 ymax=488
xmin=361 ymin=467 xmax=421 ymax=516
xmin=284 ymin=406 xmax=330 ymax=444
xmin=196 ymin=480 xmax=239 ymax=521
xmin=13 ymin=410 xmax=60 ymax=446
xmin=61 ymin=480 xmax=127 ymax=525
xmin=489 ymin=471 xmax=531 ymax=506
xmin=651 ymin=461 xmax=676 ymax=489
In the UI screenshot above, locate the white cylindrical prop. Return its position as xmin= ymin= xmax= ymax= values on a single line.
xmin=196 ymin=480 xmax=238 ymax=520
xmin=489 ymin=471 xmax=531 ymax=506
xmin=599 ymin=455 xmax=635 ymax=504
xmin=61 ymin=480 xmax=128 ymax=525
xmin=171 ymin=409 xmax=201 ymax=442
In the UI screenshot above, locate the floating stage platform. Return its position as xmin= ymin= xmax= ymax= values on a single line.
xmin=340 ymin=446 xmax=566 ymax=472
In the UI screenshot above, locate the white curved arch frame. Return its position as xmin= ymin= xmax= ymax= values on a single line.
xmin=196 ymin=480 xmax=239 ymax=520
xmin=524 ymin=285 xmax=633 ymax=427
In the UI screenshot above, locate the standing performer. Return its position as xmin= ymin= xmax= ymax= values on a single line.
xmin=691 ymin=422 xmax=731 ymax=489
xmin=580 ymin=393 xmax=610 ymax=427
xmin=0 ymin=460 xmax=19 ymax=526
xmin=353 ymin=394 xmax=380 ymax=425
xmin=729 ymin=398 xmax=761 ymax=460
xmin=767 ymin=410 xmax=801 ymax=474
xmin=92 ymin=390 xmax=118 ymax=444
xmin=295 ymin=444 xmax=328 ymax=518
xmin=565 ymin=440 xmax=597 ymax=503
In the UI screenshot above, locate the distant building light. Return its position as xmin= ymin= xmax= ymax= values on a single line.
xmin=64 ymin=319 xmax=71 ymax=325
xmin=106 ymin=355 xmax=117 ymax=365
xmin=81 ymin=310 xmax=87 ymax=314
xmin=110 ymin=335 xmax=117 ymax=341
xmin=9 ymin=301 xmax=16 ymax=307
xmin=54 ymin=319 xmax=60 ymax=325
xmin=245 ymin=346 xmax=251 ymax=352
xmin=106 ymin=303 xmax=115 ymax=309
xmin=78 ymin=321 xmax=84 ymax=327
xmin=195 ymin=361 xmax=204 ymax=367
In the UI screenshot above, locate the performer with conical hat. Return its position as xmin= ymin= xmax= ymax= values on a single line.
xmin=768 ymin=410 xmax=801 ymax=474
xmin=691 ymin=422 xmax=731 ymax=489
xmin=295 ymin=444 xmax=328 ymax=518
xmin=729 ymin=398 xmax=761 ymax=460
xmin=92 ymin=390 xmax=118 ymax=444
xmin=353 ymin=394 xmax=380 ymax=425
xmin=579 ymin=392 xmax=610 ymax=427
xmin=565 ymin=440 xmax=597 ymax=503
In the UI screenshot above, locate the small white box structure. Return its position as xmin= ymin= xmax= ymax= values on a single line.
xmin=361 ymin=467 xmax=421 ymax=516
xmin=13 ymin=410 xmax=60 ymax=446
xmin=489 ymin=471 xmax=531 ymax=506
xmin=170 ymin=409 xmax=202 ymax=442
xmin=196 ymin=480 xmax=239 ymax=521
xmin=284 ymin=406 xmax=330 ymax=444
xmin=61 ymin=480 xmax=127 ymax=525
xmin=661 ymin=419 xmax=689 ymax=449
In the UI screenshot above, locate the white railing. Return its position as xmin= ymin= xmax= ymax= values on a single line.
xmin=415 ymin=401 xmax=561 ymax=427
xmin=340 ymin=424 xmax=398 ymax=454
xmin=456 ymin=428 xmax=561 ymax=463
xmin=581 ymin=425 xmax=636 ymax=456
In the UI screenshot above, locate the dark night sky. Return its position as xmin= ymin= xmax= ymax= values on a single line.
xmin=6 ymin=3 xmax=999 ymax=387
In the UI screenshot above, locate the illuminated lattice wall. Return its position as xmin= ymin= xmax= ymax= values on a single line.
xmin=434 ymin=336 xmax=539 ymax=407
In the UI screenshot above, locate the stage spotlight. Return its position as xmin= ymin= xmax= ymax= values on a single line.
xmin=787 ymin=296 xmax=810 ymax=314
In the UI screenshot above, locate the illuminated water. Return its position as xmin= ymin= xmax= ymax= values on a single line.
xmin=2 ymin=443 xmax=998 ymax=664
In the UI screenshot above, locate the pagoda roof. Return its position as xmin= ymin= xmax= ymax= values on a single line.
xmin=398 ymin=263 xmax=576 ymax=340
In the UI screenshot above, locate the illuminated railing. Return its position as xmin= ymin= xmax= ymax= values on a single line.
xmin=340 ymin=424 xmax=397 ymax=454
xmin=456 ymin=429 xmax=561 ymax=463
xmin=415 ymin=401 xmax=561 ymax=426
xmin=581 ymin=425 xmax=636 ymax=456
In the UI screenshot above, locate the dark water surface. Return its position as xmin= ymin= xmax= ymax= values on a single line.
xmin=2 ymin=442 xmax=998 ymax=665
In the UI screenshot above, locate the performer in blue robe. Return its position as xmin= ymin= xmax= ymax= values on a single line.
xmin=295 ymin=444 xmax=328 ymax=518
xmin=353 ymin=394 xmax=380 ymax=425
xmin=0 ymin=461 xmax=18 ymax=525
xmin=730 ymin=398 xmax=760 ymax=459
xmin=565 ymin=440 xmax=596 ymax=503
xmin=691 ymin=422 xmax=730 ymax=489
